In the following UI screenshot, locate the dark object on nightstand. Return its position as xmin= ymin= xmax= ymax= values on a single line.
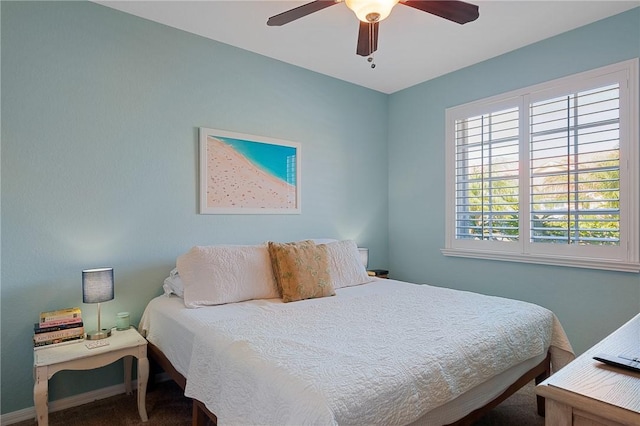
xmin=593 ymin=353 xmax=640 ymax=373
xmin=367 ymin=269 xmax=389 ymax=278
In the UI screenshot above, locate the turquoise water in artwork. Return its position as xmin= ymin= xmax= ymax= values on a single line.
xmin=217 ymin=136 xmax=297 ymax=186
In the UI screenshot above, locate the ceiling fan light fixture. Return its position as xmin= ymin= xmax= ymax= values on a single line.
xmin=345 ymin=0 xmax=399 ymax=23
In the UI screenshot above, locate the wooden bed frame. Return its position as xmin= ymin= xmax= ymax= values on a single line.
xmin=147 ymin=341 xmax=550 ymax=426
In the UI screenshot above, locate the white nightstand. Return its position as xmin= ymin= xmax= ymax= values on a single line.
xmin=536 ymin=313 xmax=640 ymax=425
xmin=33 ymin=327 xmax=149 ymax=425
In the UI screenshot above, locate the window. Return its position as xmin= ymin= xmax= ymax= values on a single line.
xmin=443 ymin=59 xmax=639 ymax=272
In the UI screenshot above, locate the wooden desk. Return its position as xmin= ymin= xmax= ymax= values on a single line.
xmin=536 ymin=313 xmax=640 ymax=426
xmin=33 ymin=327 xmax=148 ymax=425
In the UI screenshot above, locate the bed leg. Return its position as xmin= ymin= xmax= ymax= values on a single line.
xmin=146 ymin=356 xmax=161 ymax=392
xmin=534 ymin=354 xmax=552 ymax=417
xmin=193 ymin=400 xmax=213 ymax=426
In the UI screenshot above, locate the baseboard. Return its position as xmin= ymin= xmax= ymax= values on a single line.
xmin=0 ymin=373 xmax=170 ymax=425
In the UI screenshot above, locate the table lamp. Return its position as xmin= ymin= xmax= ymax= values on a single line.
xmin=82 ymin=267 xmax=114 ymax=340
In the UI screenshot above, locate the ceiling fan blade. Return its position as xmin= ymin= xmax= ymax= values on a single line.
xmin=402 ymin=1 xmax=479 ymax=24
xmin=356 ymin=21 xmax=379 ymax=56
xmin=267 ymin=1 xmax=339 ymax=26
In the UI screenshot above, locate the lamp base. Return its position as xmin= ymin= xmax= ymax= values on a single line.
xmin=86 ymin=328 xmax=112 ymax=340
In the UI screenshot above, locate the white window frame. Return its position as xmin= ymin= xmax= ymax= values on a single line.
xmin=442 ymin=59 xmax=639 ymax=273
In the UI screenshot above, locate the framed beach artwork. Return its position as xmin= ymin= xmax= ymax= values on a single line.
xmin=199 ymin=127 xmax=301 ymax=214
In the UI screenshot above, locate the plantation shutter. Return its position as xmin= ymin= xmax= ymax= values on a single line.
xmin=454 ymin=107 xmax=520 ymax=241
xmin=529 ymin=84 xmax=620 ymax=246
xmin=445 ymin=60 xmax=638 ymax=271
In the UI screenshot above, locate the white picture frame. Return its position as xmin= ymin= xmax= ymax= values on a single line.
xmin=199 ymin=127 xmax=301 ymax=214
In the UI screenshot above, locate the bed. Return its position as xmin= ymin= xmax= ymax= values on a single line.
xmin=140 ymin=240 xmax=574 ymax=425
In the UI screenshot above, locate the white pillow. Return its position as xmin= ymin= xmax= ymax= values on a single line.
xmin=162 ymin=268 xmax=184 ymax=297
xmin=322 ymin=240 xmax=374 ymax=289
xmin=311 ymin=238 xmax=338 ymax=244
xmin=176 ymin=245 xmax=279 ymax=308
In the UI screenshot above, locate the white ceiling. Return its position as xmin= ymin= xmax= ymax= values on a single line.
xmin=96 ymin=1 xmax=639 ymax=94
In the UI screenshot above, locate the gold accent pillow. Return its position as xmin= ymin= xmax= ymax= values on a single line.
xmin=268 ymin=240 xmax=335 ymax=303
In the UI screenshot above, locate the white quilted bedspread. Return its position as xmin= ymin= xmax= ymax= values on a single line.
xmin=183 ymin=280 xmax=573 ymax=425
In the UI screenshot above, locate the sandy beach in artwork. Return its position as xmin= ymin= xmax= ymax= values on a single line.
xmin=206 ymin=137 xmax=297 ymax=209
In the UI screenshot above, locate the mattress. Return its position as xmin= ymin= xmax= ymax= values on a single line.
xmin=140 ymin=279 xmax=573 ymax=425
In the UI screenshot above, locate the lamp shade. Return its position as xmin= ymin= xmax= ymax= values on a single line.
xmin=82 ymin=267 xmax=114 ymax=304
xmin=358 ymin=248 xmax=369 ymax=269
xmin=345 ymin=0 xmax=399 ymax=22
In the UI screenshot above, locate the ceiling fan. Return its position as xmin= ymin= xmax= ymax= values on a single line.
xmin=267 ymin=0 xmax=479 ymax=58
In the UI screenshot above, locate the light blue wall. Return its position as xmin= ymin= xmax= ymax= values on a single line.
xmin=388 ymin=8 xmax=640 ymax=356
xmin=2 ymin=0 xmax=640 ymax=418
xmin=1 ymin=1 xmax=389 ymax=414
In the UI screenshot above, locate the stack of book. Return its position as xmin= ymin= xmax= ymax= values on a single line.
xmin=34 ymin=307 xmax=84 ymax=349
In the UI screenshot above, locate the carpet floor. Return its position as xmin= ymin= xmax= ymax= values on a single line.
xmin=13 ymin=380 xmax=544 ymax=426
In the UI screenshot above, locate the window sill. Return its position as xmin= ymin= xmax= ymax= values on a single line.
xmin=440 ymin=248 xmax=640 ymax=273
